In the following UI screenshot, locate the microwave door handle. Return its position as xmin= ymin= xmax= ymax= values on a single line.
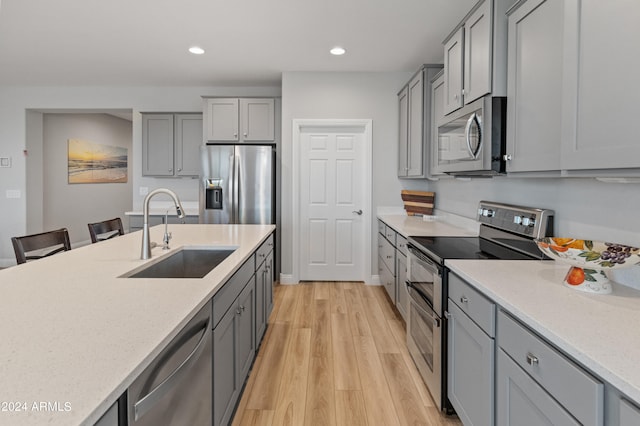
xmin=465 ymin=112 xmax=483 ymax=160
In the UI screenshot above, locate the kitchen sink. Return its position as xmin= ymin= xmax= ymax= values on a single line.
xmin=124 ymin=247 xmax=237 ymax=279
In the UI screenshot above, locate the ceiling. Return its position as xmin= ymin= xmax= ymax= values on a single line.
xmin=0 ymin=0 xmax=476 ymax=87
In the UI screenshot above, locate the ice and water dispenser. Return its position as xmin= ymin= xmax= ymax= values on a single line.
xmin=205 ymin=179 xmax=223 ymax=210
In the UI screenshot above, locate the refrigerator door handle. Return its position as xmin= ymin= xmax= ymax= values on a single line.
xmin=233 ymin=149 xmax=240 ymax=224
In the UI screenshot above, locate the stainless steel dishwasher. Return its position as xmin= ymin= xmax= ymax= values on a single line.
xmin=128 ymin=300 xmax=212 ymax=425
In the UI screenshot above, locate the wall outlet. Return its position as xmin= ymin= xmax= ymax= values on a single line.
xmin=6 ymin=189 xmax=21 ymax=199
xmin=0 ymin=157 xmax=10 ymax=168
xmin=139 ymin=186 xmax=149 ymax=196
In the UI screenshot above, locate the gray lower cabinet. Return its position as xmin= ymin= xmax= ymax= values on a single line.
xmin=378 ymin=233 xmax=396 ymax=303
xmin=496 ymin=349 xmax=579 ymax=425
xmin=213 ymin=267 xmax=256 ymax=426
xmin=255 ymin=235 xmax=274 ymax=346
xmin=497 ymin=310 xmax=603 ymax=426
xmin=94 ymin=399 xmax=119 ymax=426
xmin=620 ymin=398 xmax=640 ymax=426
xmin=447 ymin=299 xmax=494 ymax=426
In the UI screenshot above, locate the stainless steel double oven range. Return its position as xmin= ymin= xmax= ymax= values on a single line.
xmin=405 ymin=201 xmax=554 ymax=414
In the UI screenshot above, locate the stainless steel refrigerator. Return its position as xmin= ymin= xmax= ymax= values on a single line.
xmin=199 ymin=145 xmax=274 ymax=224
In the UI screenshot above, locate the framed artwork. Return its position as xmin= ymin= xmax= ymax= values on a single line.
xmin=68 ymin=139 xmax=128 ymax=184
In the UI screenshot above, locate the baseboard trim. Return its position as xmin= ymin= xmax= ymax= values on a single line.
xmin=279 ymin=274 xmax=298 ymax=285
xmin=367 ymin=275 xmax=381 ymax=285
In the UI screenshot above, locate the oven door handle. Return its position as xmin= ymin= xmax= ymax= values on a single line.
xmin=407 ymin=282 xmax=441 ymax=328
xmin=407 ymin=245 xmax=440 ymax=272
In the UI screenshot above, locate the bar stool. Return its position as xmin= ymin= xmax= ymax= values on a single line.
xmin=11 ymin=228 xmax=72 ymax=264
xmin=88 ymin=218 xmax=125 ymax=243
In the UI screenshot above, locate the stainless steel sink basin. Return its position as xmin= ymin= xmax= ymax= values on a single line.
xmin=125 ymin=247 xmax=236 ymax=279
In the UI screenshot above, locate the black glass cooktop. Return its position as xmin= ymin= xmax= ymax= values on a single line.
xmin=408 ymin=236 xmax=539 ymax=264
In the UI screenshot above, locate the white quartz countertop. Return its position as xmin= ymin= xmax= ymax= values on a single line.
xmin=446 ymin=259 xmax=640 ymax=404
xmin=0 ymin=224 xmax=274 ymax=426
xmin=377 ymin=214 xmax=477 ymax=238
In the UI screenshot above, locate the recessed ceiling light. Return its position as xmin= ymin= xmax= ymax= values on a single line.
xmin=330 ymin=46 xmax=346 ymax=56
xmin=189 ymin=46 xmax=205 ymax=55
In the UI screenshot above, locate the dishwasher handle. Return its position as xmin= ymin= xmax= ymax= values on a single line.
xmin=134 ymin=316 xmax=211 ymax=421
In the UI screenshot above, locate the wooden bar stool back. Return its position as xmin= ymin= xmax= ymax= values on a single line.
xmin=88 ymin=218 xmax=125 ymax=243
xmin=11 ymin=228 xmax=72 ymax=265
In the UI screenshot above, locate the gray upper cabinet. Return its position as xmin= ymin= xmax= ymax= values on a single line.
xmin=561 ymin=0 xmax=640 ymax=172
xmin=505 ymin=0 xmax=564 ymax=173
xmin=175 ymin=114 xmax=204 ymax=176
xmin=142 ymin=114 xmax=174 ymax=176
xmin=241 ymin=98 xmax=275 ymax=141
xmin=407 ymin=71 xmax=424 ymax=176
xmin=620 ymin=398 xmax=640 ymax=426
xmin=397 ymin=86 xmax=409 ymax=176
xmin=206 ymin=98 xmax=275 ymax=143
xmin=430 ymin=71 xmax=446 ymax=176
xmin=142 ymin=113 xmax=202 ymax=177
xmin=443 ymin=27 xmax=465 ymax=115
xmin=443 ymin=0 xmax=510 ymax=115
xmin=397 ymin=65 xmax=443 ymax=179
xmin=463 ymin=0 xmax=492 ymax=104
xmin=206 ymin=98 xmax=239 ymax=142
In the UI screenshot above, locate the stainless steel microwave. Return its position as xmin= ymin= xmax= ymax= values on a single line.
xmin=434 ymin=96 xmax=507 ymax=176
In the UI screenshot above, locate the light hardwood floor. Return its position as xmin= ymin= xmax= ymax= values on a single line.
xmin=232 ymin=282 xmax=462 ymax=426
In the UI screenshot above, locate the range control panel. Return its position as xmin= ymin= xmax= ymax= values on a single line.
xmin=477 ymin=201 xmax=554 ymax=239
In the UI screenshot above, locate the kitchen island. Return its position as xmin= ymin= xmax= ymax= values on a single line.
xmin=0 ymin=224 xmax=274 ymax=426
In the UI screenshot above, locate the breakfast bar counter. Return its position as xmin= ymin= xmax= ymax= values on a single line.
xmin=0 ymin=224 xmax=274 ymax=426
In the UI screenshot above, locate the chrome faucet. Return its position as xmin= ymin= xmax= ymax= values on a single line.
xmin=141 ymin=188 xmax=185 ymax=260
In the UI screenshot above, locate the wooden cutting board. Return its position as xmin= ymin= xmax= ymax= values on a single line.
xmin=401 ymin=190 xmax=435 ymax=216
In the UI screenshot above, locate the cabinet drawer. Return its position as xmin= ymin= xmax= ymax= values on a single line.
xmin=497 ymin=310 xmax=604 ymax=426
xmin=378 ymin=234 xmax=395 ymax=274
xmin=213 ymin=255 xmax=255 ymax=328
xmin=378 ymin=220 xmax=386 ymax=235
xmin=378 ymin=256 xmax=395 ymax=303
xmin=384 ymin=227 xmax=396 ymax=246
xmin=620 ymin=398 xmax=640 ymax=426
xmin=396 ymin=234 xmax=408 ymax=256
xmin=255 ymin=233 xmax=274 ymax=267
xmin=448 ymin=273 xmax=495 ymax=337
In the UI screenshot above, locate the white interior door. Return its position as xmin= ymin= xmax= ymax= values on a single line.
xmin=299 ymin=126 xmax=366 ymax=281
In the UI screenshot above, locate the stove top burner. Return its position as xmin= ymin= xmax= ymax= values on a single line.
xmin=408 ymin=236 xmax=539 ymax=264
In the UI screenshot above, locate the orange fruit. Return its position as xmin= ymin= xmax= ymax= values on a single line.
xmin=565 ymin=240 xmax=585 ymax=250
xmin=565 ymin=268 xmax=585 ymax=285
xmin=553 ymin=238 xmax=574 ymax=245
xmin=551 ymin=245 xmax=569 ymax=252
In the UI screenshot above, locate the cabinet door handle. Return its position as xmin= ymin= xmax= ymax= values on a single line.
xmin=526 ymin=353 xmax=539 ymax=366
xmin=244 ymin=132 xmax=248 ymax=137
xmin=503 ymin=154 xmax=512 ymax=161
xmin=168 ymin=168 xmax=173 ymax=172
xmin=236 ymin=308 xmax=241 ymax=315
xmin=460 ymin=296 xmax=468 ymax=304
xmin=234 ymin=133 xmax=238 ymax=137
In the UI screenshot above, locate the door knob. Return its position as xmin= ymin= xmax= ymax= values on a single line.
xmin=353 ymin=210 xmax=363 ymax=215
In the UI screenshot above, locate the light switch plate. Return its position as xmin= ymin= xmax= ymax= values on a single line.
xmin=0 ymin=157 xmax=10 ymax=168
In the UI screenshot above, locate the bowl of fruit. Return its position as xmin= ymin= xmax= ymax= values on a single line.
xmin=535 ymin=237 xmax=640 ymax=294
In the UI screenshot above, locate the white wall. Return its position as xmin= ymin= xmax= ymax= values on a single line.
xmin=42 ymin=113 xmax=132 ymax=245
xmin=0 ymin=85 xmax=280 ymax=265
xmin=280 ymin=71 xmax=427 ymax=280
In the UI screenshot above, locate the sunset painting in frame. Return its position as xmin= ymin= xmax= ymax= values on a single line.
xmin=68 ymin=139 xmax=128 ymax=184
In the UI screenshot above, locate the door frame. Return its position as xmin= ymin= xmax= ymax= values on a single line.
xmin=291 ymin=119 xmax=372 ymax=284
